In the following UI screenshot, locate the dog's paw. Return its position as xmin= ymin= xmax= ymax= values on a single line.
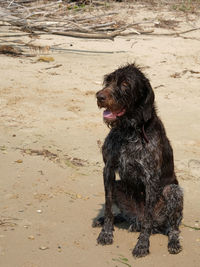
xmin=128 ymin=222 xmax=141 ymax=232
xmin=128 ymin=224 xmax=137 ymax=232
xmin=97 ymin=229 xmax=113 ymax=245
xmin=168 ymin=239 xmax=182 ymax=254
xmin=132 ymin=240 xmax=150 ymax=258
xmin=92 ymin=217 xmax=104 ymax=228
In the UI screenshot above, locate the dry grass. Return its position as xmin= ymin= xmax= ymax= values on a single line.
xmin=170 ymin=0 xmax=200 ymax=12
xmin=76 ymin=0 xmax=200 ymax=14
xmin=106 ymin=0 xmax=200 ymax=13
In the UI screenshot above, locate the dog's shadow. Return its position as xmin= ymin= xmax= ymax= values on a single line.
xmin=92 ymin=203 xmax=130 ymax=230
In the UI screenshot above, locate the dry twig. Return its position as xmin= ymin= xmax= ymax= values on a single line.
xmin=0 ymin=1 xmax=200 ymax=41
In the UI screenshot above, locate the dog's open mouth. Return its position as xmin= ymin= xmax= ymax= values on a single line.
xmin=103 ymin=109 xmax=125 ymax=121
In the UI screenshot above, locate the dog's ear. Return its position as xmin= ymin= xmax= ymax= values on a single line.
xmin=142 ymin=80 xmax=155 ymax=122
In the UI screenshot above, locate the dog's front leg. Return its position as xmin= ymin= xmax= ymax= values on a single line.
xmin=97 ymin=164 xmax=115 ymax=245
xmin=132 ymin=182 xmax=157 ymax=257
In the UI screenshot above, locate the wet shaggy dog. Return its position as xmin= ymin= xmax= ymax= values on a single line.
xmin=93 ymin=63 xmax=183 ymax=258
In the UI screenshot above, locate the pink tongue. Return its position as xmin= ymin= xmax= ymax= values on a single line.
xmin=103 ymin=110 xmax=116 ymax=119
xmin=103 ymin=109 xmax=125 ymax=120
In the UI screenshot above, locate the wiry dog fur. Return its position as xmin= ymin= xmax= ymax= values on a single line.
xmin=93 ymin=63 xmax=183 ymax=258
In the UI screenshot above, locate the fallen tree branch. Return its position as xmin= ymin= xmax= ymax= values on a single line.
xmin=1 ymin=3 xmax=200 ymax=41
xmin=73 ymin=12 xmax=119 ymax=22
xmin=50 ymin=30 xmax=119 ymax=40
xmin=141 ymin=27 xmax=200 ymax=36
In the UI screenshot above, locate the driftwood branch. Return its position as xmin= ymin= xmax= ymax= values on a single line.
xmin=50 ymin=30 xmax=117 ymax=40
xmin=0 ymin=2 xmax=200 ymax=41
xmin=141 ymin=27 xmax=200 ymax=36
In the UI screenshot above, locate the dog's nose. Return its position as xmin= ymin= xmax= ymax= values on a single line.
xmin=96 ymin=92 xmax=106 ymax=102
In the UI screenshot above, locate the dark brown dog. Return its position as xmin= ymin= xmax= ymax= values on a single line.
xmin=93 ymin=63 xmax=183 ymax=258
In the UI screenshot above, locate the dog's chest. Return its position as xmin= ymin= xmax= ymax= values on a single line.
xmin=103 ymin=130 xmax=145 ymax=166
xmin=118 ymin=138 xmax=147 ymax=179
xmin=103 ymin=129 xmax=154 ymax=182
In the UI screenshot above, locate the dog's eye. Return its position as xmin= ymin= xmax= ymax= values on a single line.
xmin=121 ymin=82 xmax=128 ymax=89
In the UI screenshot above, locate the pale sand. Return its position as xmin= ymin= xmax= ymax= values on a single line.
xmin=0 ymin=4 xmax=200 ymax=267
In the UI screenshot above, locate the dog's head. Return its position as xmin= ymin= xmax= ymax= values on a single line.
xmin=96 ymin=63 xmax=155 ymax=127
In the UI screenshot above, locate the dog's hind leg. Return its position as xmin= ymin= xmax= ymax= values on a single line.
xmin=162 ymin=184 xmax=183 ymax=254
xmin=113 ymin=181 xmax=144 ymax=232
xmin=93 ymin=181 xmax=143 ymax=231
xmin=92 ymin=213 xmax=126 ymax=228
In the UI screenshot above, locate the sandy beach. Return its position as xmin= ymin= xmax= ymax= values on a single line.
xmin=0 ymin=3 xmax=200 ymax=267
